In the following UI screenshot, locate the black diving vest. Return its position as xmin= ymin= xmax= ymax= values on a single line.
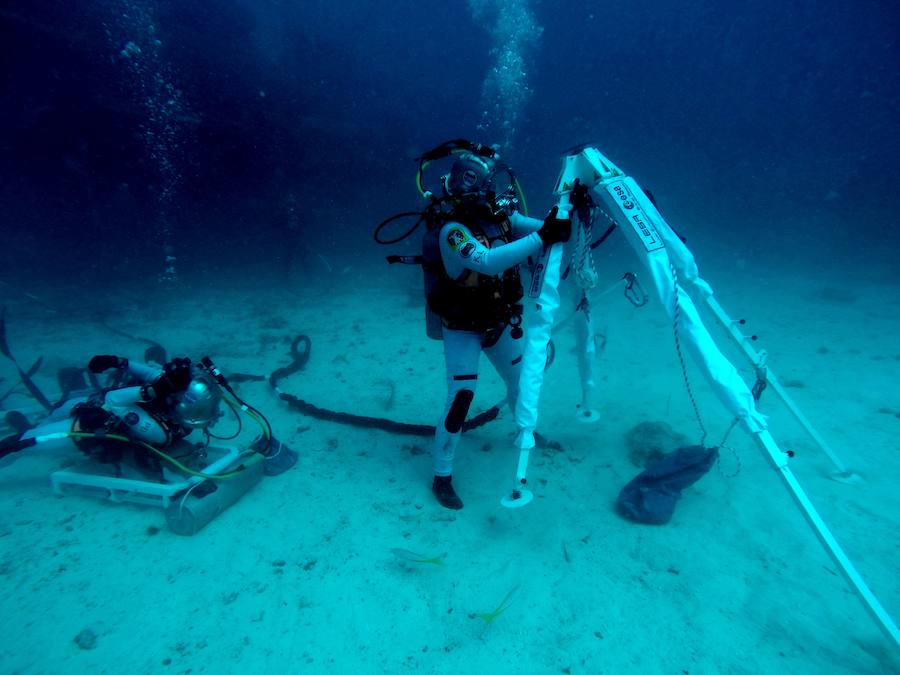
xmin=422 ymin=203 xmax=524 ymax=338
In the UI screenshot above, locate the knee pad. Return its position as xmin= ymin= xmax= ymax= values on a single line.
xmin=444 ymin=389 xmax=475 ymax=433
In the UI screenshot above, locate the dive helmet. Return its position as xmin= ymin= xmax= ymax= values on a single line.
xmin=173 ymin=370 xmax=223 ymax=429
xmin=444 ymin=151 xmax=498 ymax=198
xmin=414 ymin=139 xmax=526 ymax=214
xmin=372 ymin=138 xmax=529 ymax=245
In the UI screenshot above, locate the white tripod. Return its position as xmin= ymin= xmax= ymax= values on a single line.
xmin=503 ymin=144 xmax=898 ymax=649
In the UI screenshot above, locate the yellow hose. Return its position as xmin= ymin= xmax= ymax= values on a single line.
xmin=64 ymin=431 xmax=260 ymax=481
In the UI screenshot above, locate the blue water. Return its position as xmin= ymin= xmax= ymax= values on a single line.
xmin=2 ymin=1 xmax=897 ymax=284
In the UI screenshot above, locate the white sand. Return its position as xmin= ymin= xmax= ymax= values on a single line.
xmin=0 ymin=254 xmax=898 ymax=674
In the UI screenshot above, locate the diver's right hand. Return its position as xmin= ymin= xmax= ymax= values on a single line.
xmin=88 ymin=355 xmax=128 ymax=373
xmin=147 ymin=357 xmax=192 ymax=400
xmin=537 ymin=206 xmax=571 ymax=246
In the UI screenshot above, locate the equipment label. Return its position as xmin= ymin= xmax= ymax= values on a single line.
xmin=607 ymin=182 xmax=664 ymax=252
xmin=446 ymin=227 xmax=469 ymax=251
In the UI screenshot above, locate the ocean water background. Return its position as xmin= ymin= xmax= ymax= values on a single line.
xmin=1 ymin=0 xmax=897 ymax=287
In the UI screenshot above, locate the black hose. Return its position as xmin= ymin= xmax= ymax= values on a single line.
xmin=269 ymin=335 xmax=311 ymax=386
xmin=373 ymin=211 xmax=426 ymax=245
xmin=275 ymin=391 xmax=498 ymax=437
xmin=269 ymin=334 xmax=499 ymax=436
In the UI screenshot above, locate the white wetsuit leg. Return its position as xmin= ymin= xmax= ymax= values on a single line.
xmin=0 ymin=399 xmax=87 ymax=465
xmin=17 ymin=418 xmax=80 ymax=457
xmin=433 ymin=329 xmax=483 ymax=477
xmin=483 ymin=326 xmax=525 ymax=413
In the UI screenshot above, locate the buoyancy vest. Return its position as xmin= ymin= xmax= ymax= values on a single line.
xmin=422 ymin=202 xmax=524 ymax=338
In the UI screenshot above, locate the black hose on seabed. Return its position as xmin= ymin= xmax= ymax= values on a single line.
xmin=268 ymin=335 xmax=499 ymax=437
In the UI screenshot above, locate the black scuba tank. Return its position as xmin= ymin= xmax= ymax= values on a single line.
xmin=421 ymin=227 xmax=444 ymax=340
xmin=421 ymin=208 xmax=524 ymax=338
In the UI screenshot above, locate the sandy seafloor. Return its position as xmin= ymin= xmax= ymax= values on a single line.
xmin=0 ymin=238 xmax=898 ymax=674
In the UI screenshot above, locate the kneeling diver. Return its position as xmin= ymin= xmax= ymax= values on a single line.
xmin=0 ymin=354 xmax=297 ymax=477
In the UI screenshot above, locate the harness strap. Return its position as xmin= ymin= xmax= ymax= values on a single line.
xmin=386 ymin=255 xmax=424 ymax=265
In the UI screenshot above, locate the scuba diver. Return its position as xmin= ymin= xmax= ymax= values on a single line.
xmin=0 ymin=353 xmax=297 ymax=477
xmin=378 ymin=139 xmax=571 ymax=509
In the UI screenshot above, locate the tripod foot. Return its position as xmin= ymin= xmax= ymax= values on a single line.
xmin=500 ymin=487 xmax=534 ymax=509
xmin=575 ymin=406 xmax=601 ymax=424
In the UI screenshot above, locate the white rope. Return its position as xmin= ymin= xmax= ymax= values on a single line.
xmin=571 ymin=218 xmax=598 ymax=290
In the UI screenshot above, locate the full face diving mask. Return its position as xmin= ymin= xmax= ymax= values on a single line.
xmin=445 ymin=152 xmax=497 ymax=198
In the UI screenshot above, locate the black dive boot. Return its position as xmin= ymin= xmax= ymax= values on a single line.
xmin=0 ymin=433 xmax=33 ymax=460
xmin=432 ymin=475 xmax=463 ymax=510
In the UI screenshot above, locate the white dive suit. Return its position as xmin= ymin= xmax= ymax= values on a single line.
xmin=430 ymin=208 xmax=544 ymax=477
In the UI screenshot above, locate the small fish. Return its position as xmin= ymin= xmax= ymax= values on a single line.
xmin=473 ymin=585 xmax=518 ymax=623
xmin=390 ymin=548 xmax=445 ymax=566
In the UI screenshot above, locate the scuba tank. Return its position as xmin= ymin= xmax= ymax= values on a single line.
xmin=421 ymin=227 xmax=444 ymax=340
xmin=381 ymin=200 xmax=524 ymax=340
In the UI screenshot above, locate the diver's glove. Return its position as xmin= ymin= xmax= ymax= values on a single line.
xmin=142 ymin=357 xmax=192 ymax=401
xmin=537 ymin=206 xmax=571 ymax=246
xmin=88 ymin=354 xmax=129 ymax=373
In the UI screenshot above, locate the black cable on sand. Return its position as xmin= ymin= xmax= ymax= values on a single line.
xmin=269 ymin=334 xmax=499 ymax=436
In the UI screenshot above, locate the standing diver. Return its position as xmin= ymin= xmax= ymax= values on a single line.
xmin=412 ymin=140 xmax=570 ymax=509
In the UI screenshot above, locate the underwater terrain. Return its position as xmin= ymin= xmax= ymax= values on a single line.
xmin=0 ymin=1 xmax=898 ymax=673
